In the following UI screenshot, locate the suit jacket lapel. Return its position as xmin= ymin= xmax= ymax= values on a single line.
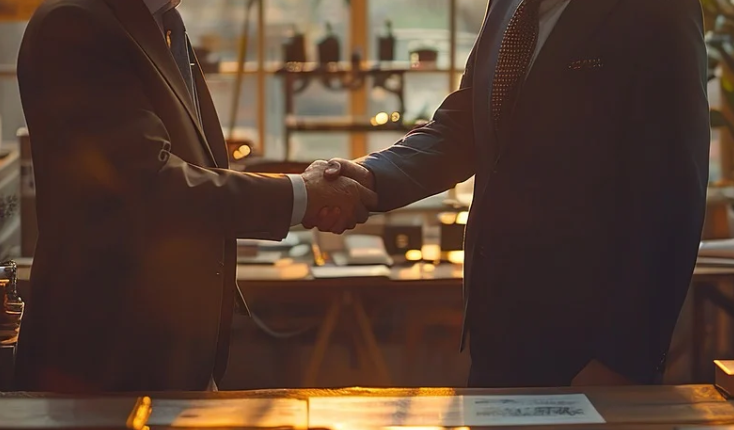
xmin=102 ymin=0 xmax=219 ymax=167
xmin=191 ymin=58 xmax=230 ymax=167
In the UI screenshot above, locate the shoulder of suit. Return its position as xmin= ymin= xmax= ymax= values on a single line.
xmin=36 ymin=0 xmax=105 ymax=13
xmin=29 ymin=0 xmax=117 ymax=32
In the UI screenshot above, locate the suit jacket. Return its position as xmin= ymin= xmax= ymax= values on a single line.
xmin=361 ymin=0 xmax=710 ymax=382
xmin=13 ymin=0 xmax=294 ymax=392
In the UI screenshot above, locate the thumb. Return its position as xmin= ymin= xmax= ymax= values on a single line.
xmin=329 ymin=158 xmax=372 ymax=188
xmin=323 ymin=160 xmax=343 ymax=181
xmin=356 ymin=183 xmax=379 ymax=210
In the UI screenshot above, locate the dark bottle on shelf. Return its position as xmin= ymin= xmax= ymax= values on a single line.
xmin=318 ymin=22 xmax=341 ymax=66
xmin=378 ymin=20 xmax=395 ymax=62
xmin=283 ymin=25 xmax=306 ymax=63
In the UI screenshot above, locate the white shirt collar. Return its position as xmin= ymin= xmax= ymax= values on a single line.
xmin=142 ymin=0 xmax=180 ymax=15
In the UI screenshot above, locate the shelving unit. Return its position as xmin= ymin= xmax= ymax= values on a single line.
xmin=0 ymin=0 xmax=466 ymax=163
xmin=226 ymin=0 xmax=461 ymax=161
xmin=276 ymin=62 xmax=424 ymax=159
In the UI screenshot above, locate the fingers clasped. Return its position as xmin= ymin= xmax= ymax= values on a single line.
xmin=301 ymin=159 xmax=377 ymax=234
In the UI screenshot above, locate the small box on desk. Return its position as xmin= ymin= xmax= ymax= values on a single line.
xmin=383 ymin=225 xmax=422 ymax=256
xmin=715 ymin=360 xmax=734 ymax=398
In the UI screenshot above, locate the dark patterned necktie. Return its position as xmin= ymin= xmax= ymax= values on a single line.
xmin=491 ymin=0 xmax=542 ymax=131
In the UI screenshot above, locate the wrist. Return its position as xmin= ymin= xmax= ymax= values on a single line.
xmin=358 ymin=163 xmax=376 ymax=191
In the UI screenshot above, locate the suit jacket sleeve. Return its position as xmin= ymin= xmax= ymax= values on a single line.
xmin=27 ymin=4 xmax=293 ymax=241
xmin=359 ymin=45 xmax=479 ymax=212
xmin=594 ymin=0 xmax=710 ymax=382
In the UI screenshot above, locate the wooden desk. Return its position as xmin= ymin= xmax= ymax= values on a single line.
xmin=691 ymin=264 xmax=734 ymax=382
xmin=2 ymin=385 xmax=734 ymax=429
xmin=237 ymin=262 xmax=734 ymax=386
xmin=236 ymin=263 xmax=462 ymax=386
xmin=14 ymin=261 xmax=734 ymax=386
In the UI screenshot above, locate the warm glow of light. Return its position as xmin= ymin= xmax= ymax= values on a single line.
xmin=447 ymin=250 xmax=464 ymax=264
xmin=405 ymin=249 xmax=423 ymax=261
xmin=274 ymin=258 xmax=293 ymax=267
xmin=421 ymin=244 xmax=441 ymax=261
xmin=715 ymin=360 xmax=734 ymax=375
xmin=383 ymin=427 xmax=468 ymax=430
xmin=410 ymin=52 xmax=420 ymax=66
xmin=423 ymin=263 xmax=436 ymax=272
xmin=391 ymin=111 xmax=401 ymax=122
xmin=127 ymin=396 xmax=151 ymax=430
xmin=438 ymin=212 xmax=457 ymax=225
xmin=456 ymin=211 xmax=469 ymax=225
xmin=233 ymin=150 xmax=245 ymax=160
xmin=375 ymin=112 xmax=389 ymax=125
xmin=385 ymin=427 xmax=445 ymax=430
xmin=370 ymin=117 xmax=379 ymax=126
xmin=312 ymin=244 xmax=326 ymax=266
xmin=238 ymin=145 xmax=251 ymax=157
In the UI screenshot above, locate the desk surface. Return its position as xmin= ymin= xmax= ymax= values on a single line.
xmin=2 ymin=385 xmax=734 ymax=429
xmin=14 ymin=260 xmax=734 ymax=286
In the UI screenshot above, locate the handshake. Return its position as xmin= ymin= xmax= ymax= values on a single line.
xmin=301 ymin=158 xmax=377 ymax=233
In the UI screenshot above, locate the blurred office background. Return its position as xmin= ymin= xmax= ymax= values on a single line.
xmin=0 ymin=0 xmax=734 ymax=390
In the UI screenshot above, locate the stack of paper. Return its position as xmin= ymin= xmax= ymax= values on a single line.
xmin=308 ymin=394 xmax=605 ymax=428
xmin=0 ymin=397 xmax=151 ymax=429
xmin=146 ymin=398 xmax=308 ymax=429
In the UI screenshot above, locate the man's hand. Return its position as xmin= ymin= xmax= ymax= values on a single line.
xmin=315 ymin=158 xmax=377 ymax=231
xmin=301 ymin=160 xmax=377 ymax=233
xmin=323 ymin=158 xmax=375 ymax=191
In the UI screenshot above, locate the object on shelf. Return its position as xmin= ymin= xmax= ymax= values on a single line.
xmin=351 ymin=49 xmax=361 ymax=70
xmin=283 ymin=26 xmax=307 ymax=63
xmin=226 ymin=137 xmax=255 ymax=162
xmin=378 ymin=20 xmax=395 ymax=62
xmin=0 ymin=146 xmax=19 ymax=262
xmin=410 ymin=48 xmax=438 ymax=69
xmin=284 ymin=115 xmax=409 ymax=132
xmin=317 ymin=22 xmax=341 ymax=66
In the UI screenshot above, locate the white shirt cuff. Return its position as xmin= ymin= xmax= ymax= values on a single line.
xmin=287 ymin=174 xmax=307 ymax=226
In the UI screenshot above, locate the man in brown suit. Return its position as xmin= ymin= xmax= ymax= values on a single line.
xmin=13 ymin=0 xmax=375 ymax=392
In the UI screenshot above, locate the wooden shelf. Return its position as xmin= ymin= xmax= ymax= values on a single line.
xmin=0 ymin=65 xmax=14 ymax=78
xmin=0 ymin=61 xmax=462 ymax=79
xmin=285 ymin=116 xmax=414 ymax=133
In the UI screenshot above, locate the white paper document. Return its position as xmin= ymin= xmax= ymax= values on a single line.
xmin=309 ymin=394 xmax=605 ymax=428
xmin=309 ymin=396 xmax=464 ymax=427
xmin=464 ymin=394 xmax=605 ymax=426
xmin=146 ymin=398 xmax=308 ymax=428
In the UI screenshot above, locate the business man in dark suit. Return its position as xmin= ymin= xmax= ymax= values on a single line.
xmin=319 ymin=0 xmax=710 ymax=386
xmin=13 ymin=0 xmax=375 ymax=392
